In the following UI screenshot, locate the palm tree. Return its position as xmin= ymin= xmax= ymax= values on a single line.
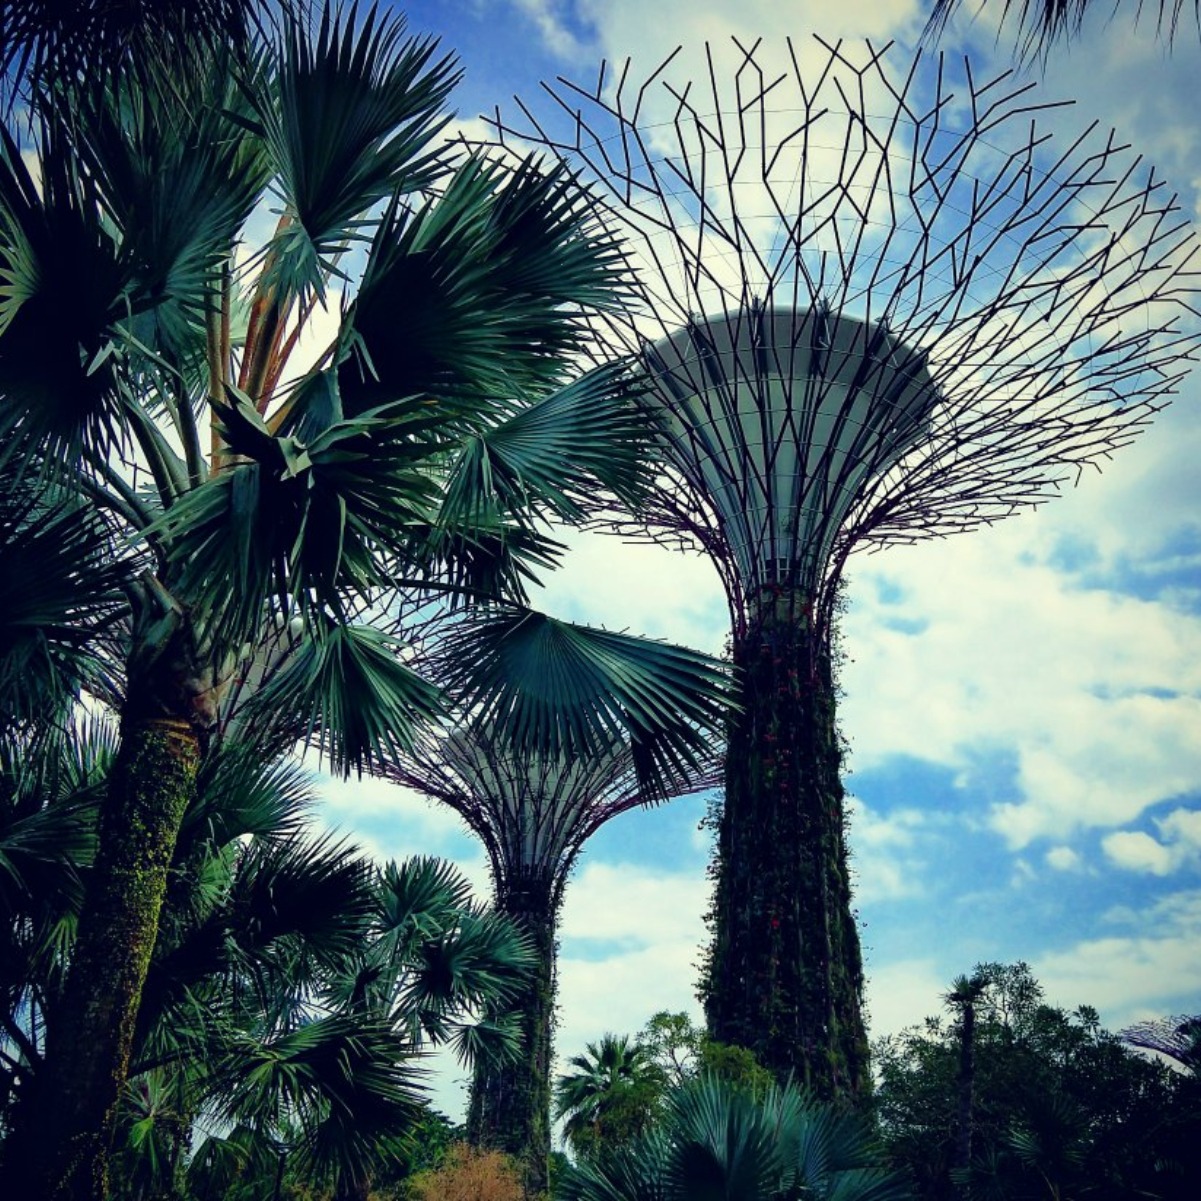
xmin=944 ymin=970 xmax=992 ymax=1199
xmin=557 ymin=1075 xmax=911 ymax=1201
xmin=555 ymin=1034 xmax=667 ymax=1163
xmin=2 ymin=727 xmax=537 ymax=1201
xmin=0 ymin=5 xmax=732 ymax=1195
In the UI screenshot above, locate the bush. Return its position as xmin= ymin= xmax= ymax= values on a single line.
xmin=404 ymin=1142 xmax=525 ymax=1201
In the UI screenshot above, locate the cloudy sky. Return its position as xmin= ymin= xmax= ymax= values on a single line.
xmin=316 ymin=1 xmax=1201 ymax=1118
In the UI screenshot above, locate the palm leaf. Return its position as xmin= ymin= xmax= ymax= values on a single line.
xmin=181 ymin=740 xmax=315 ymax=850
xmin=341 ymin=152 xmax=628 ymax=414
xmin=925 ymin=2 xmax=1201 ymax=58
xmin=0 ymin=470 xmax=127 ymax=729
xmin=242 ymin=623 xmax=444 ymax=776
xmin=437 ymin=608 xmax=732 ymax=800
xmin=160 ymin=388 xmax=447 ymax=649
xmin=0 ymin=120 xmax=130 ymax=469
xmin=248 ymin=1 xmax=458 ymax=306
xmin=228 ymin=830 xmax=373 ymax=970
xmin=0 ymin=0 xmax=278 ymax=108
xmin=438 ymin=362 xmax=651 ymax=533
xmin=67 ymin=50 xmax=270 ymax=369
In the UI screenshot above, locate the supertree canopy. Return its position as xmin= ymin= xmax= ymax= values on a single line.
xmin=385 ymin=725 xmax=712 ymax=1193
xmin=491 ymin=37 xmax=1201 ymax=1096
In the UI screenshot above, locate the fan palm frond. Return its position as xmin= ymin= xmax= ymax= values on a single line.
xmin=246 ymin=1 xmax=458 ymax=312
xmin=439 ymin=608 xmax=732 ymax=800
xmin=341 ymin=151 xmax=628 ymax=414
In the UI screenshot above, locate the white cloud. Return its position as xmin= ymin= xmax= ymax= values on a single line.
xmin=1034 ymin=888 xmax=1201 ymax=1026
xmin=839 ymin=507 xmax=1201 ymax=849
xmin=1102 ymin=806 xmax=1201 ymax=876
xmin=511 ymin=0 xmax=587 ymax=60
xmin=559 ymin=860 xmax=710 ymax=945
xmin=1046 ymin=845 xmax=1082 ymax=871
xmin=576 ymin=0 xmax=925 ymax=72
xmin=863 ymin=958 xmax=950 ymax=1039
xmin=846 ymin=799 xmax=929 ymax=902
xmin=1102 ymin=831 xmax=1175 ymax=876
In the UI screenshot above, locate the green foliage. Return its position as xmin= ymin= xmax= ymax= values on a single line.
xmin=557 ymin=1075 xmax=910 ymax=1201
xmin=872 ymin=962 xmax=1201 ymax=1201
xmin=639 ymin=1011 xmax=774 ymax=1095
xmin=0 ymin=730 xmax=536 ymax=1200
xmin=555 ymin=1034 xmax=667 ymax=1163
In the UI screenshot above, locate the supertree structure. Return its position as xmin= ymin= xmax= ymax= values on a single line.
xmin=490 ymin=37 xmax=1201 ymax=1097
xmin=385 ymin=725 xmax=710 ymax=1193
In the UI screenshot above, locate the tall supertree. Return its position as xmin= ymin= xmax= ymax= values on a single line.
xmin=490 ymin=38 xmax=1201 ymax=1097
xmin=386 ymin=725 xmax=714 ymax=1194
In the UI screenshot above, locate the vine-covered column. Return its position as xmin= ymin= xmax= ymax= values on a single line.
xmin=702 ymin=592 xmax=868 ymax=1100
xmin=468 ymin=869 xmax=557 ymax=1198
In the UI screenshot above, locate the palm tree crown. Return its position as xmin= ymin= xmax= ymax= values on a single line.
xmin=0 ymin=4 xmax=732 ymax=1195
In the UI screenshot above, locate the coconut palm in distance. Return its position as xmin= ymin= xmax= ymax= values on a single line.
xmin=0 ymin=5 xmax=732 ymax=1196
xmin=554 ymin=1034 xmax=666 ymax=1163
xmin=944 ymin=970 xmax=993 ymax=1198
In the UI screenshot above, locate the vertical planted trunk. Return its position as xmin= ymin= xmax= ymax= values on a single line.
xmin=20 ymin=628 xmax=213 ymax=1201
xmin=468 ymin=869 xmax=557 ymax=1199
xmin=953 ymin=995 xmax=978 ymax=1198
xmin=703 ymin=594 xmax=868 ymax=1099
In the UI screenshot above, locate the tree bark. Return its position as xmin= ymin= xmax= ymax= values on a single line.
xmin=702 ymin=596 xmax=869 ymax=1100
xmin=18 ymin=614 xmax=212 ymax=1201
xmin=467 ymin=871 xmax=556 ymax=1199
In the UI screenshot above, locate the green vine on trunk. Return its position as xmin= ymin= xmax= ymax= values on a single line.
xmin=700 ymin=590 xmax=868 ymax=1101
xmin=468 ymin=869 xmax=558 ymax=1199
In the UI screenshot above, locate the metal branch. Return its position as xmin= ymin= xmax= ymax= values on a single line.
xmin=486 ymin=38 xmax=1200 ymax=633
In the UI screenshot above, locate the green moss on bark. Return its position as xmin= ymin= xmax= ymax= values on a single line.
xmin=23 ymin=716 xmax=201 ymax=1201
xmin=701 ymin=596 xmax=869 ymax=1101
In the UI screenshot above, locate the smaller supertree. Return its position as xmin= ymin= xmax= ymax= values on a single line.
xmin=386 ymin=724 xmax=717 ymax=1194
xmin=1121 ymin=1014 xmax=1201 ymax=1074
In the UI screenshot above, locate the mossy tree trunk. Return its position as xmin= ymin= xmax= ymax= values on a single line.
xmin=702 ymin=595 xmax=869 ymax=1100
xmin=20 ymin=625 xmax=212 ymax=1201
xmin=468 ymin=870 xmax=557 ymax=1199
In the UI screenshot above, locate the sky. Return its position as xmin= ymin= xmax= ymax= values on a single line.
xmin=315 ymin=0 xmax=1201 ymax=1120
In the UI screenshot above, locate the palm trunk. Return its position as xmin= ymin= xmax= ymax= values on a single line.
xmin=953 ymin=1000 xmax=977 ymax=1197
xmin=468 ymin=869 xmax=556 ymax=1199
xmin=20 ymin=620 xmax=212 ymax=1201
xmin=702 ymin=596 xmax=868 ymax=1099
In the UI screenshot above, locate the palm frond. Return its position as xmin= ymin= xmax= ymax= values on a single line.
xmin=341 ymin=152 xmax=628 ymax=414
xmin=438 ymin=362 xmax=650 ymax=533
xmin=67 ymin=52 xmax=270 ymax=373
xmin=248 ymin=2 xmax=458 ymax=308
xmin=160 ymin=389 xmax=447 ymax=649
xmin=229 ymin=830 xmax=373 ymax=969
xmin=181 ymin=740 xmax=315 ymax=850
xmin=0 ymin=121 xmax=131 ymax=470
xmin=437 ymin=608 xmax=732 ymax=800
xmin=0 ymin=470 xmax=127 ymax=730
xmin=242 ymin=622 xmax=444 ymax=776
xmin=925 ymin=1 xmax=1201 ymax=58
xmin=0 ymin=0 xmax=280 ymax=109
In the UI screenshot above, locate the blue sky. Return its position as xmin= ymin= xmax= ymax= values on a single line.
xmin=317 ymin=1 xmax=1201 ymax=1118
